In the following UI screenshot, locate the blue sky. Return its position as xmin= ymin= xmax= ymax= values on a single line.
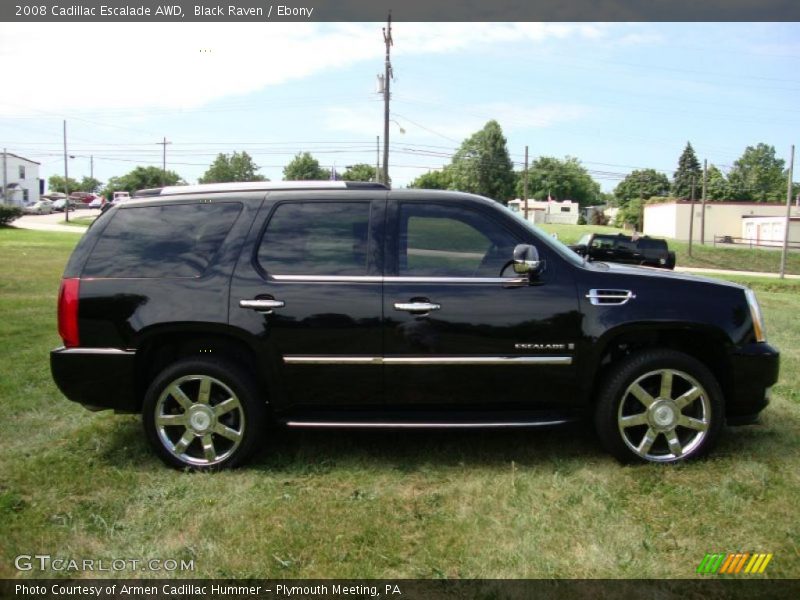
xmin=0 ymin=21 xmax=797 ymax=193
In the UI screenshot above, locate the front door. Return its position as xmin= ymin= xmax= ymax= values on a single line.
xmin=230 ymin=193 xmax=385 ymax=413
xmin=382 ymin=200 xmax=582 ymax=413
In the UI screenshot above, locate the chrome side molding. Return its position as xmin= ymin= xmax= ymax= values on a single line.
xmin=284 ymin=355 xmax=572 ymax=366
xmin=286 ymin=419 xmax=573 ymax=429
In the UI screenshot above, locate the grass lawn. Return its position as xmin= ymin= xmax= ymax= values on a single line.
xmin=0 ymin=227 xmax=798 ymax=579
xmin=59 ymin=215 xmax=96 ymax=227
xmin=537 ymin=223 xmax=800 ymax=275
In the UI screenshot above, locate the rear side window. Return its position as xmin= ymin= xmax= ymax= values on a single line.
xmin=83 ymin=203 xmax=242 ymax=278
xmin=257 ymin=201 xmax=371 ymax=276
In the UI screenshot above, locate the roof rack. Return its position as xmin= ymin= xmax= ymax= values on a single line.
xmin=148 ymin=181 xmax=389 ymax=196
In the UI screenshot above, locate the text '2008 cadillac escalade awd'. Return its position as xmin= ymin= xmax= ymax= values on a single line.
xmin=51 ymin=181 xmax=779 ymax=469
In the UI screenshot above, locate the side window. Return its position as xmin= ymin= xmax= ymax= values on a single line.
xmin=257 ymin=201 xmax=371 ymax=276
xmin=18 ymin=165 xmax=25 ymax=179
xmin=398 ymin=203 xmax=518 ymax=277
xmin=83 ymin=202 xmax=242 ymax=278
xmin=591 ymin=237 xmax=613 ymax=250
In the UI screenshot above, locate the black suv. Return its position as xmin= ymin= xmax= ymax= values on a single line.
xmin=51 ymin=182 xmax=779 ymax=469
xmin=571 ymin=233 xmax=676 ymax=269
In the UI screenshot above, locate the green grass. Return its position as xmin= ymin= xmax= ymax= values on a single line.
xmin=58 ymin=215 xmax=95 ymax=227
xmin=0 ymin=227 xmax=798 ymax=579
xmin=538 ymin=223 xmax=800 ymax=275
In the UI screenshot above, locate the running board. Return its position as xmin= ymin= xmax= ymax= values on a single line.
xmin=285 ymin=419 xmax=573 ymax=429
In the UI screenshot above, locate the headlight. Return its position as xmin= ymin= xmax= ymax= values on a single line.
xmin=745 ymin=288 xmax=767 ymax=343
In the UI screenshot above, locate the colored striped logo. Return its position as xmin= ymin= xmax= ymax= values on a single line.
xmin=697 ymin=553 xmax=773 ymax=575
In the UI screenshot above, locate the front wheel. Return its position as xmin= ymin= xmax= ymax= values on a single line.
xmin=595 ymin=349 xmax=724 ymax=464
xmin=142 ymin=357 xmax=266 ymax=470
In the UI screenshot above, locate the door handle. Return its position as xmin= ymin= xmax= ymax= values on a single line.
xmin=393 ymin=301 xmax=441 ymax=314
xmin=239 ymin=299 xmax=285 ymax=314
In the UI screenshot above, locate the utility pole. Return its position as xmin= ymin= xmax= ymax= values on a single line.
xmin=687 ymin=175 xmax=696 ymax=257
xmin=157 ymin=137 xmax=171 ymax=186
xmin=2 ymin=148 xmax=7 ymax=205
xmin=63 ymin=120 xmax=69 ymax=223
xmin=780 ymin=144 xmax=795 ymax=279
xmin=700 ymin=159 xmax=707 ymax=245
xmin=90 ymin=155 xmax=94 ymax=180
xmin=523 ymin=145 xmax=529 ymax=221
xmin=375 ymin=135 xmax=380 ymax=183
xmin=381 ymin=11 xmax=393 ymax=187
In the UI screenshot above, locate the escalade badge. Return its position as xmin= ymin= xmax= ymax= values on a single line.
xmin=515 ymin=343 xmax=575 ymax=351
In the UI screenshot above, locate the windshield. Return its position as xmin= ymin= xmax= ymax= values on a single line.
xmin=505 ymin=208 xmax=585 ymax=267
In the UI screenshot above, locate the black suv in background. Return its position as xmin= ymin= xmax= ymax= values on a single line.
xmin=51 ymin=182 xmax=778 ymax=469
xmin=571 ymin=233 xmax=676 ymax=269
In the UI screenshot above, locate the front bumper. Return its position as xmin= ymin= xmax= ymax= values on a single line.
xmin=727 ymin=342 xmax=780 ymax=423
xmin=50 ymin=346 xmax=139 ymax=413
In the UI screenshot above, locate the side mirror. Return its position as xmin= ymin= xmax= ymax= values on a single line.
xmin=513 ymin=244 xmax=542 ymax=275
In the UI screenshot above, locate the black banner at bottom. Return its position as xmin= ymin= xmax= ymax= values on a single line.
xmin=2 ymin=579 xmax=799 ymax=600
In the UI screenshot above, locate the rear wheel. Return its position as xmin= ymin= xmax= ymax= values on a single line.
xmin=595 ymin=349 xmax=724 ymax=463
xmin=142 ymin=357 xmax=266 ymax=470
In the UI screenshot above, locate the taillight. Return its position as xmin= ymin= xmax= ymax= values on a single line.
xmin=58 ymin=278 xmax=80 ymax=347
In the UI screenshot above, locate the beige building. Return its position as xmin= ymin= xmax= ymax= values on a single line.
xmin=643 ymin=201 xmax=800 ymax=243
xmin=741 ymin=216 xmax=800 ymax=247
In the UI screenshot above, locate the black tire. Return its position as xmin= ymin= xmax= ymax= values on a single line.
xmin=142 ymin=357 xmax=267 ymax=470
xmin=595 ymin=349 xmax=724 ymax=464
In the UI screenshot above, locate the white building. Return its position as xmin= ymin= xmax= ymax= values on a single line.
xmin=644 ymin=200 xmax=799 ymax=243
xmin=507 ymin=198 xmax=580 ymax=225
xmin=1 ymin=152 xmax=41 ymax=206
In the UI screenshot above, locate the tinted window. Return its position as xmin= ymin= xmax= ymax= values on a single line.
xmin=258 ymin=202 xmax=371 ymax=276
xmin=83 ymin=202 xmax=241 ymax=278
xmin=399 ymin=203 xmax=518 ymax=277
xmin=591 ymin=236 xmax=615 ymax=250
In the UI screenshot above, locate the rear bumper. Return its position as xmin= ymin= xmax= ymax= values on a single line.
xmin=50 ymin=346 xmax=139 ymax=413
xmin=727 ymin=342 xmax=780 ymax=423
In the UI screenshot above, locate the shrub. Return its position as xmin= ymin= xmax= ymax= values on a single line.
xmin=590 ymin=211 xmax=610 ymax=226
xmin=0 ymin=205 xmax=23 ymax=226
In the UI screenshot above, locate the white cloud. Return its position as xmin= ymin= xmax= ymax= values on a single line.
xmin=0 ymin=22 xmax=626 ymax=118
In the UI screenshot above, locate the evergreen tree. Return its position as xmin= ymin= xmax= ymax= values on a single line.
xmin=672 ymin=142 xmax=702 ymax=199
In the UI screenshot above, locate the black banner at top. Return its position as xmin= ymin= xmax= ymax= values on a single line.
xmin=3 ymin=0 xmax=800 ymax=22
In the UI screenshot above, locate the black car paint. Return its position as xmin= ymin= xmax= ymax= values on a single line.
xmin=51 ymin=189 xmax=778 ymax=425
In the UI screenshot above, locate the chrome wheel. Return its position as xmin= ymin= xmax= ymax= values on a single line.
xmin=617 ymin=368 xmax=711 ymax=462
xmin=154 ymin=375 xmax=245 ymax=467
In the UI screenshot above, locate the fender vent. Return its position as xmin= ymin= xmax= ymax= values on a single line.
xmin=586 ymin=289 xmax=635 ymax=306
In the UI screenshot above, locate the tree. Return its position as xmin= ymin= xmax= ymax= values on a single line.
xmin=79 ymin=176 xmax=103 ymax=193
xmin=282 ymin=152 xmax=330 ymax=181
xmin=727 ymin=143 xmax=786 ymax=202
xmin=408 ymin=169 xmax=452 ymax=190
xmin=341 ymin=163 xmax=377 ymax=182
xmin=48 ymin=175 xmax=81 ymax=194
xmin=615 ymin=198 xmax=644 ymax=229
xmin=199 ymin=151 xmax=266 ymax=183
xmin=614 ymin=169 xmax=670 ymax=204
xmin=104 ymin=166 xmax=184 ymax=195
xmin=672 ymin=142 xmax=702 ymax=199
xmin=449 ymin=120 xmax=515 ymax=203
xmin=705 ymin=164 xmax=731 ymax=200
xmin=515 ymin=156 xmax=601 ymax=206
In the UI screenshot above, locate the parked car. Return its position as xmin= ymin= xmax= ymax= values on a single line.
xmin=23 ymin=200 xmax=54 ymax=215
xmin=570 ymin=233 xmax=676 ymax=269
xmin=88 ymin=197 xmax=104 ymax=209
xmin=52 ymin=198 xmax=78 ymax=212
xmin=51 ymin=181 xmax=779 ymax=470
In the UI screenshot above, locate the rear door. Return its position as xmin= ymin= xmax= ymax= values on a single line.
xmin=229 ymin=191 xmax=386 ymax=413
